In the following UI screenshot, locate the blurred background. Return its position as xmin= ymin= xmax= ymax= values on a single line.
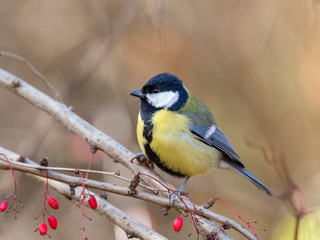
xmin=1 ymin=0 xmax=320 ymax=239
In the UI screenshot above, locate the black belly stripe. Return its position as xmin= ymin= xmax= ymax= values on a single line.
xmin=140 ymin=103 xmax=187 ymax=177
xmin=144 ymin=142 xmax=186 ymax=178
xmin=141 ymin=118 xmax=185 ymax=177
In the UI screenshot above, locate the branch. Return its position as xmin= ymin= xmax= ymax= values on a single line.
xmin=0 ymin=68 xmax=258 ymax=240
xmin=0 ymin=67 xmax=166 ymax=190
xmin=0 ymin=50 xmax=62 ymax=102
xmin=0 ymin=146 xmax=254 ymax=240
xmin=0 ymin=147 xmax=166 ymax=240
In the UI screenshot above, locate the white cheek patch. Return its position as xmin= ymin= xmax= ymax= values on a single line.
xmin=146 ymin=91 xmax=179 ymax=109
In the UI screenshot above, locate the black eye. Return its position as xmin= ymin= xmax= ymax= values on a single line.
xmin=152 ymin=88 xmax=160 ymax=93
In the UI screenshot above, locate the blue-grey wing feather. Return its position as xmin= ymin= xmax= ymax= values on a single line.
xmin=190 ymin=125 xmax=273 ymax=196
xmin=190 ymin=125 xmax=244 ymax=167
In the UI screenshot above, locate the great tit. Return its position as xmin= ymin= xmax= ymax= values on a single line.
xmin=130 ymin=73 xmax=273 ymax=200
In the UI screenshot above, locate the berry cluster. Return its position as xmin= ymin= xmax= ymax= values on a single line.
xmin=0 ymin=150 xmax=102 ymax=240
xmin=0 ymin=153 xmax=22 ymax=218
xmin=38 ymin=200 xmax=58 ymax=235
xmin=36 ymin=172 xmax=60 ymax=239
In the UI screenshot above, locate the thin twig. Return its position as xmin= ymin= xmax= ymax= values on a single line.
xmin=245 ymin=136 xmax=311 ymax=240
xmin=294 ymin=215 xmax=300 ymax=240
xmin=0 ymin=157 xmax=156 ymax=193
xmin=0 ymin=50 xmax=63 ymax=102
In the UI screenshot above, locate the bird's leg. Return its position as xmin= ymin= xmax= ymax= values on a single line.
xmin=131 ymin=153 xmax=154 ymax=168
xmin=171 ymin=176 xmax=190 ymax=205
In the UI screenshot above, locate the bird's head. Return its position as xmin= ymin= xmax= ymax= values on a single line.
xmin=130 ymin=73 xmax=188 ymax=111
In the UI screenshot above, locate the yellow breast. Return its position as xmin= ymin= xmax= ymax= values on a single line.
xmin=149 ymin=110 xmax=220 ymax=176
xmin=137 ymin=113 xmax=147 ymax=156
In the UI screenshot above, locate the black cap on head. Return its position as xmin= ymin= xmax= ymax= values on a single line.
xmin=142 ymin=73 xmax=183 ymax=93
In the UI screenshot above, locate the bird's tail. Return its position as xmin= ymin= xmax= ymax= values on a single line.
xmin=232 ymin=165 xmax=273 ymax=196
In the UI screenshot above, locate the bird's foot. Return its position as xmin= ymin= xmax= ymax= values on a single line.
xmin=170 ymin=191 xmax=182 ymax=205
xmin=131 ymin=153 xmax=154 ymax=168
xmin=170 ymin=177 xmax=190 ymax=205
xmin=170 ymin=188 xmax=188 ymax=205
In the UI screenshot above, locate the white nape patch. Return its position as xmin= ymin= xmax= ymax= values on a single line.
xmin=146 ymin=91 xmax=179 ymax=109
xmin=204 ymin=125 xmax=216 ymax=139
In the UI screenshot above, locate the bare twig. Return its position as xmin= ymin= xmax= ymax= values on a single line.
xmin=0 ymin=154 xmax=166 ymax=240
xmin=0 ymin=156 xmax=156 ymax=193
xmin=63 ymin=0 xmax=145 ymax=99
xmin=0 ymin=50 xmax=63 ymax=102
xmin=246 ymin=136 xmax=311 ymax=240
xmin=294 ymin=215 xmax=300 ymax=240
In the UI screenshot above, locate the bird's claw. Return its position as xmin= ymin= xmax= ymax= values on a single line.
xmin=131 ymin=152 xmax=146 ymax=162
xmin=131 ymin=153 xmax=154 ymax=168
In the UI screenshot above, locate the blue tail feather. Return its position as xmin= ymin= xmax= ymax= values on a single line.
xmin=233 ymin=165 xmax=273 ymax=196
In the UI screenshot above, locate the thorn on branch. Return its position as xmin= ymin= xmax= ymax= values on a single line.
xmin=162 ymin=206 xmax=170 ymax=216
xmin=90 ymin=144 xmax=98 ymax=153
xmin=126 ymin=231 xmax=135 ymax=239
xmin=69 ymin=183 xmax=77 ymax=196
xmin=100 ymin=193 xmax=107 ymax=200
xmin=152 ymin=189 xmax=159 ymax=195
xmin=39 ymin=157 xmax=49 ymax=167
xmin=207 ymin=231 xmax=218 ymax=240
xmin=222 ymin=221 xmax=232 ymax=230
xmin=9 ymin=79 xmax=20 ymax=89
xmin=17 ymin=156 xmax=26 ymax=163
xmin=112 ymin=158 xmax=119 ymax=163
xmin=128 ymin=174 xmax=140 ymax=195
xmin=203 ymin=198 xmax=216 ymax=209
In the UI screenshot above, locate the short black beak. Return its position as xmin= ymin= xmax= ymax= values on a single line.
xmin=129 ymin=89 xmax=145 ymax=99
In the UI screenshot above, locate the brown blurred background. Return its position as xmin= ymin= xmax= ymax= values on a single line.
xmin=1 ymin=0 xmax=320 ymax=239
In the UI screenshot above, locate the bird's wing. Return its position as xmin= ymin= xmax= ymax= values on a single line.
xmin=190 ymin=125 xmax=244 ymax=167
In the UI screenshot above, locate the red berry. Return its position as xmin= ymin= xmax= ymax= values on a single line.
xmin=0 ymin=200 xmax=8 ymax=212
xmin=88 ymin=196 xmax=97 ymax=209
xmin=173 ymin=217 xmax=183 ymax=232
xmin=39 ymin=223 xmax=48 ymax=235
xmin=48 ymin=197 xmax=59 ymax=209
xmin=48 ymin=215 xmax=58 ymax=230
